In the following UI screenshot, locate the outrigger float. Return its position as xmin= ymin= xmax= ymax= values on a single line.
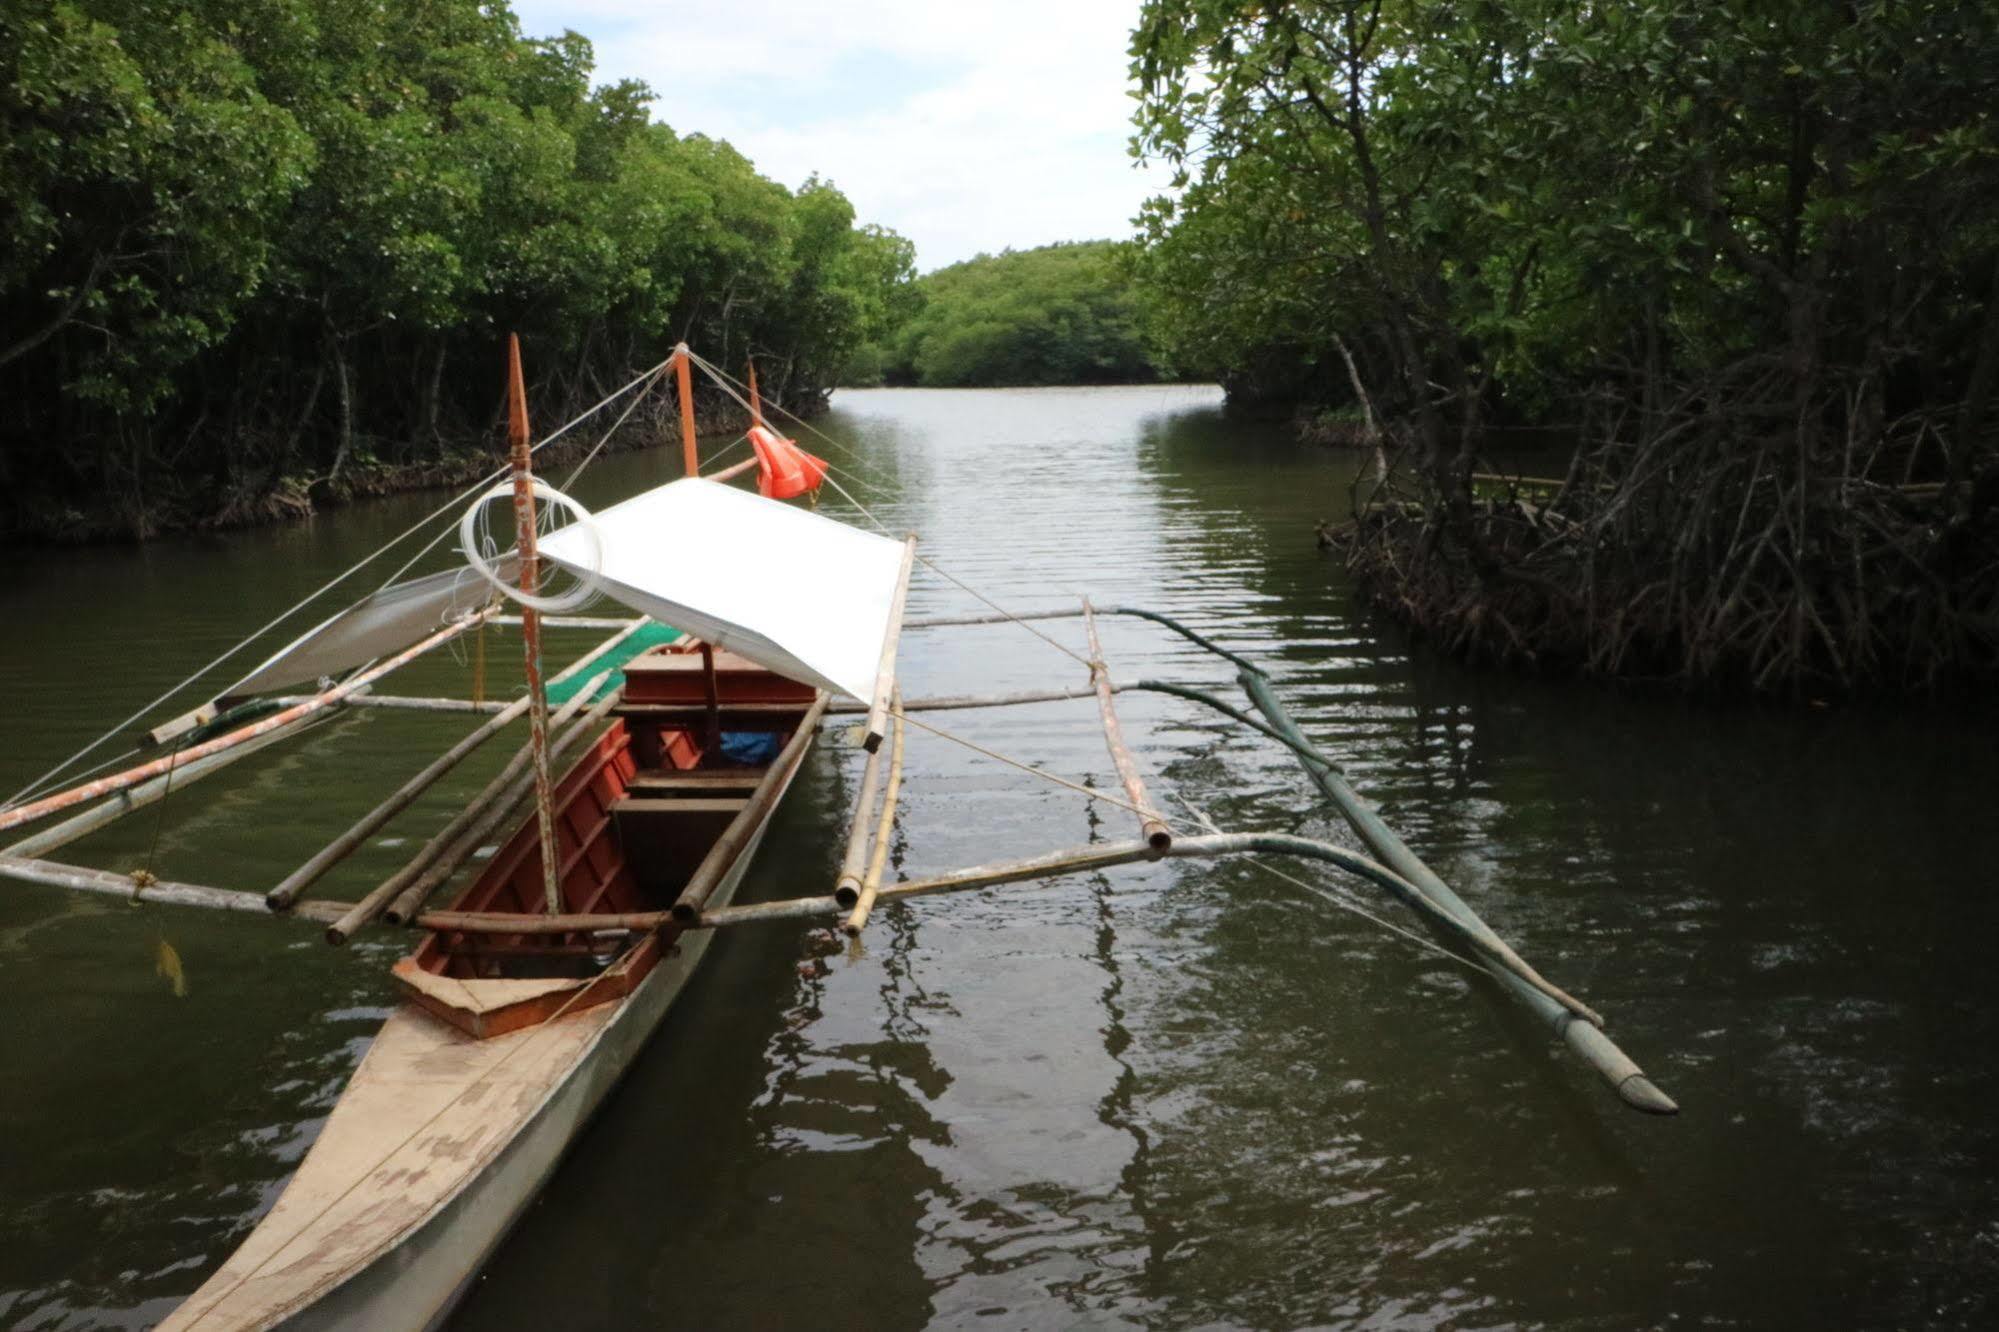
xmin=1 ymin=341 xmax=1674 ymax=1331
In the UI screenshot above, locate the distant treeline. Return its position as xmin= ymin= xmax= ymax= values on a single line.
xmin=845 ymin=241 xmax=1165 ymax=388
xmin=0 ymin=0 xmax=914 ymax=539
xmin=1131 ymin=0 xmax=1998 ymax=692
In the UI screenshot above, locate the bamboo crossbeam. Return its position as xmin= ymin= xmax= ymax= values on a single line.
xmin=842 ymin=691 xmax=903 ymax=936
xmin=907 ymin=605 xmax=1266 ymax=677
xmin=687 ymin=832 xmax=1606 ymax=1029
xmin=0 ymin=616 xmax=482 ymax=837
xmin=492 ymin=616 xmax=640 ymax=630
xmin=665 ymin=691 xmax=831 ymax=923
xmin=863 ymin=537 xmax=918 ymax=753
xmin=332 ymin=673 xmax=620 ymax=943
xmin=422 ymin=828 xmax=1608 ymax=1038
xmin=4 ymin=712 xmax=323 ymax=860
xmin=705 ymin=456 xmax=759 ymax=484
xmin=375 ymin=682 xmax=612 ymax=927
xmin=1083 ymin=600 xmax=1171 ymax=853
xmin=274 ymin=694 xmax=506 ymax=714
xmin=0 ymin=853 xmax=352 ymax=923
xmin=265 ymin=692 xmax=533 ymax=911
xmin=1236 ymin=670 xmax=1674 ymax=1114
xmin=826 ymin=684 xmax=1102 ymax=715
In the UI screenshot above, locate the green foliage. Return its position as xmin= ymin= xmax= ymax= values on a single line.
xmin=862 ymin=241 xmax=1165 ymax=388
xmin=1131 ymin=0 xmax=1999 ymax=690
xmin=1130 ymin=0 xmax=1999 ymax=442
xmin=0 ymin=0 xmax=915 ymax=535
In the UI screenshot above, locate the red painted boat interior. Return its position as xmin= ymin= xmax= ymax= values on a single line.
xmin=393 ymin=640 xmax=814 ymax=1037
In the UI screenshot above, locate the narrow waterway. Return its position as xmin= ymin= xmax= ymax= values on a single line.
xmin=2 ymin=385 xmax=1996 ymax=1329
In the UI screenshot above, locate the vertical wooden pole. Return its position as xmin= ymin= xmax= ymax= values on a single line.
xmin=507 ymin=334 xmax=562 ymax=915
xmin=747 ymin=357 xmax=763 ymax=429
xmin=699 ymin=641 xmax=721 ymax=752
xmin=674 ymin=343 xmax=699 ymax=478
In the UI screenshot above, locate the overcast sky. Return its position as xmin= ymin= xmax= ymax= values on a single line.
xmin=510 ymin=1 xmax=1174 ymax=271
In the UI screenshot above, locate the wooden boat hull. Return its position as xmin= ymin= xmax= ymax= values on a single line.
xmin=161 ymin=701 xmax=812 ymax=1331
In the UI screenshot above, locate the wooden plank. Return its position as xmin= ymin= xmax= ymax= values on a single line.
xmin=611 ymin=796 xmax=750 ymax=816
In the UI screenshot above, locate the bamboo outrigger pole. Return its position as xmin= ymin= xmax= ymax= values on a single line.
xmin=505 ymin=335 xmax=562 ymax=916
xmin=1083 ymin=599 xmax=1171 ymax=853
xmin=864 ymin=537 xmax=917 ymax=753
xmin=1235 ymin=670 xmax=1677 ymax=1114
xmin=0 ymin=617 xmax=482 ymax=837
xmin=842 ymin=689 xmax=904 ymax=935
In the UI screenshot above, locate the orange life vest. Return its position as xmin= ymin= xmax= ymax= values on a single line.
xmin=747 ymin=425 xmax=828 ymax=500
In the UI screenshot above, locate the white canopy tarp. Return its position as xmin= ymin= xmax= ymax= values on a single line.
xmin=226 ymin=561 xmax=508 ymax=697
xmin=539 ymin=478 xmax=906 ymax=702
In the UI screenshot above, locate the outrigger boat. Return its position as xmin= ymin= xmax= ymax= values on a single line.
xmin=0 ymin=341 xmax=1675 ymax=1331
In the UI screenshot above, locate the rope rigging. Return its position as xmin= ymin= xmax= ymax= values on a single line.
xmin=4 ymin=358 xmax=672 ymax=814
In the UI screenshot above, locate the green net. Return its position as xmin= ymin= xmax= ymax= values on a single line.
xmin=547 ymin=621 xmax=682 ymax=704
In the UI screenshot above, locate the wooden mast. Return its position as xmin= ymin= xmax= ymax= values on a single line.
xmin=506 ymin=334 xmax=562 ymax=915
xmin=672 ymin=342 xmax=724 ymax=745
xmin=747 ymin=356 xmax=763 ymax=428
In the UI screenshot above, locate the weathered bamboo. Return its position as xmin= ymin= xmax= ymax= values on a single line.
xmin=0 ymin=853 xmax=352 ymax=923
xmin=906 ymin=605 xmax=1265 ymax=677
xmin=661 ymin=691 xmax=830 ymax=922
xmin=4 ymin=712 xmax=323 ymax=860
xmin=705 ymin=455 xmax=759 ymax=485
xmin=863 ymin=536 xmax=918 ymax=753
xmin=831 ymin=720 xmax=889 ymax=910
xmin=825 ymin=684 xmax=1102 ymax=715
xmin=0 ymin=616 xmax=481 ymax=836
xmin=334 ymin=675 xmax=619 ymax=943
xmin=842 ymin=691 xmax=904 ymax=936
xmin=504 ymin=334 xmax=562 ymax=918
xmin=693 ymin=831 xmax=1607 ymax=1030
xmin=265 ymin=692 xmax=533 ymax=911
xmin=273 ymin=694 xmax=506 ymax=714
xmin=492 ymin=615 xmax=638 ymax=630
xmin=1237 ymin=670 xmax=1674 ymax=1114
xmin=1083 ymin=599 xmax=1171 ymax=853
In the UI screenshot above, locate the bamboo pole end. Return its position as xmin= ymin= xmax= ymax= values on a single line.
xmin=1617 ymin=1073 xmax=1679 ymax=1116
xmin=1143 ymin=824 xmax=1173 ymax=856
xmin=833 ymin=876 xmax=862 ymax=909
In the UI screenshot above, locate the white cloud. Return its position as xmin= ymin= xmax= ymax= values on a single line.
xmin=511 ymin=1 xmax=1173 ymax=269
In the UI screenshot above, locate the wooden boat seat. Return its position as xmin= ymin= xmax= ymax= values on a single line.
xmin=626 ymin=769 xmax=764 ymax=795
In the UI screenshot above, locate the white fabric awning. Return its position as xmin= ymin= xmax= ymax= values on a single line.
xmin=540 ymin=478 xmax=907 ymax=702
xmin=227 ymin=562 xmax=507 ymax=697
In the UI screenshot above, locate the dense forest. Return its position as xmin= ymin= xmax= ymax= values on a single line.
xmin=0 ymin=0 xmax=914 ymax=540
xmin=847 ymin=241 xmax=1164 ymax=387
xmin=1131 ymin=0 xmax=1999 ymax=692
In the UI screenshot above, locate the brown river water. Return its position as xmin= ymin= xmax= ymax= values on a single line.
xmin=2 ymin=385 xmax=1997 ymax=1329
